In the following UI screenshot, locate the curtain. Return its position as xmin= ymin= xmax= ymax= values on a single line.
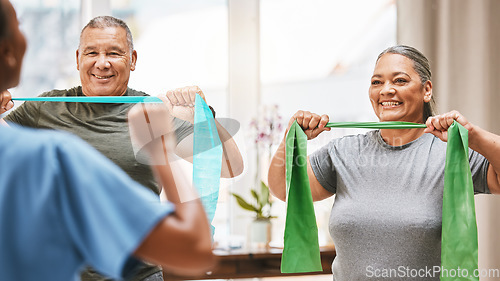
xmin=397 ymin=0 xmax=500 ymax=134
xmin=397 ymin=2 xmax=500 ymax=279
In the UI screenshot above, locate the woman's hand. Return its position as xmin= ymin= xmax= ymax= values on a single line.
xmin=287 ymin=110 xmax=330 ymax=140
xmin=0 ymin=90 xmax=14 ymax=115
xmin=424 ymin=110 xmax=473 ymax=142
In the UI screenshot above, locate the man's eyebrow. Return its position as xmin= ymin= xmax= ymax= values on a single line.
xmin=81 ymin=46 xmax=97 ymax=52
xmin=108 ymin=46 xmax=127 ymax=53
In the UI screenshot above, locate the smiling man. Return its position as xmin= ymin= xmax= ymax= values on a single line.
xmin=77 ymin=20 xmax=136 ymax=97
xmin=2 ymin=16 xmax=243 ymax=281
xmin=3 ymin=17 xmax=198 ymax=199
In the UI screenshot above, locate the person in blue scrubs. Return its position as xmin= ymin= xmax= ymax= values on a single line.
xmin=0 ymin=0 xmax=215 ymax=280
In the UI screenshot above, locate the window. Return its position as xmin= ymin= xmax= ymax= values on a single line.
xmin=260 ymin=0 xmax=397 ymax=247
xmin=10 ymin=0 xmax=80 ymax=98
xmin=111 ymin=0 xmax=229 ymax=116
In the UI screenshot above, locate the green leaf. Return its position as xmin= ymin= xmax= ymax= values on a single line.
xmin=250 ymin=189 xmax=260 ymax=201
xmin=250 ymin=189 xmax=263 ymax=210
xmin=231 ymin=193 xmax=258 ymax=212
xmin=260 ymin=181 xmax=270 ymax=207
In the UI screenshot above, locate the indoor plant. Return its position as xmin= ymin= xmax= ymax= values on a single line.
xmin=231 ymin=181 xmax=276 ymax=220
xmin=231 ymin=181 xmax=276 ymax=249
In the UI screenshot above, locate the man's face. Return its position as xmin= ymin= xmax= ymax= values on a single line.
xmin=76 ymin=27 xmax=137 ymax=96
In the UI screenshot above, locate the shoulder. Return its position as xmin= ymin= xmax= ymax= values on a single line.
xmin=4 ymin=125 xmax=129 ymax=184
xmin=126 ymin=88 xmax=149 ymax=97
xmin=39 ymin=87 xmax=81 ymax=97
xmin=0 ymin=125 xmax=90 ymax=176
xmin=2 ymin=125 xmax=85 ymax=153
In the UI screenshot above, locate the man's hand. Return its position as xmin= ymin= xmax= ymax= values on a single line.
xmin=0 ymin=90 xmax=14 ymax=115
xmin=164 ymin=86 xmax=206 ymax=124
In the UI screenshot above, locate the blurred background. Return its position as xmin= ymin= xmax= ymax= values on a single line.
xmin=8 ymin=0 xmax=500 ymax=279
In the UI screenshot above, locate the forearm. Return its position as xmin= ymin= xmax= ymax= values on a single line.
xmin=215 ymin=120 xmax=243 ymax=178
xmin=137 ymin=140 xmax=215 ymax=273
xmin=468 ymin=125 xmax=500 ymax=193
xmin=268 ymin=135 xmax=287 ymax=201
xmin=149 ymin=138 xmax=201 ymax=203
xmin=135 ymin=200 xmax=215 ymax=274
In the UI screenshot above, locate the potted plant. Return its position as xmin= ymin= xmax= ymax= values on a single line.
xmin=231 ymin=181 xmax=276 ymax=249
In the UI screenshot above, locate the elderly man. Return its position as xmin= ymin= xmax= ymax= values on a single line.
xmin=2 ymin=15 xmax=242 ymax=281
xmin=0 ymin=1 xmax=215 ymax=280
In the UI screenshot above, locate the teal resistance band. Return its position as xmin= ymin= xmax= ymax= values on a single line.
xmin=193 ymin=94 xmax=223 ymax=237
xmin=12 ymin=96 xmax=163 ymax=103
xmin=13 ymin=94 xmax=223 ymax=235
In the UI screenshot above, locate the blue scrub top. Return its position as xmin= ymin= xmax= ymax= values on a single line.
xmin=0 ymin=125 xmax=174 ymax=281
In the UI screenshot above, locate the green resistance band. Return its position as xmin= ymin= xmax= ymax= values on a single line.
xmin=441 ymin=122 xmax=478 ymax=281
xmin=326 ymin=121 xmax=426 ymax=129
xmin=282 ymin=121 xmax=478 ymax=279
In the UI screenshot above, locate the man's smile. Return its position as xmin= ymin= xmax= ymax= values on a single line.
xmin=92 ymin=74 xmax=114 ymax=79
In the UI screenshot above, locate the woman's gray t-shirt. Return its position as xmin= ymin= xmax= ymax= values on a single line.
xmin=310 ymin=130 xmax=489 ymax=280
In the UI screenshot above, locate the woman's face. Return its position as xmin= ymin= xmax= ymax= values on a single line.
xmin=369 ymin=53 xmax=432 ymax=123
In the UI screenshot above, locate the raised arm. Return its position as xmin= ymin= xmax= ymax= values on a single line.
xmin=127 ymin=101 xmax=216 ymax=275
xmin=425 ymin=110 xmax=500 ymax=194
xmin=268 ymin=110 xmax=334 ymax=202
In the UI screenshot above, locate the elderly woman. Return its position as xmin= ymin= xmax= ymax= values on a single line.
xmin=268 ymin=45 xmax=500 ymax=280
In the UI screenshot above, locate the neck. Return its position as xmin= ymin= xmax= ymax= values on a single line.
xmin=380 ymin=128 xmax=425 ymax=146
xmin=81 ymin=87 xmax=128 ymax=97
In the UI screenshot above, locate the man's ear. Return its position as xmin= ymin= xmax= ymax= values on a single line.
xmin=76 ymin=49 xmax=80 ymax=71
xmin=423 ymin=80 xmax=432 ymax=103
xmin=130 ymin=50 xmax=137 ymax=71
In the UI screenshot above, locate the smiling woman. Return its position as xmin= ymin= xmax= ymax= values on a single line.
xmin=369 ymin=45 xmax=435 ymax=124
xmin=369 ymin=52 xmax=432 ymax=124
xmin=268 ymin=45 xmax=500 ymax=280
xmin=76 ymin=16 xmax=137 ymax=97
